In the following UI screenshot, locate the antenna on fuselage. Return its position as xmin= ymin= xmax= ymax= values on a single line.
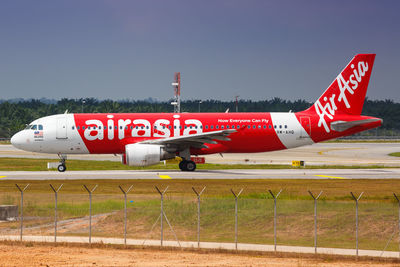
xmin=64 ymin=110 xmax=68 ymax=114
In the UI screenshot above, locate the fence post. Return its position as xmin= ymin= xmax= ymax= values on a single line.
xmin=192 ymin=186 xmax=206 ymax=248
xmin=155 ymin=186 xmax=168 ymax=246
xmin=231 ymin=188 xmax=243 ymax=250
xmin=83 ymin=185 xmax=98 ymax=245
xmin=394 ymin=193 xmax=400 ymax=258
xmin=119 ymin=185 xmax=133 ymax=246
xmin=49 ymin=184 xmax=63 ymax=243
xmin=15 ymin=184 xmax=29 ymax=242
xmin=269 ymin=189 xmax=282 ymax=252
xmin=308 ymin=190 xmax=323 ymax=254
xmin=350 ymin=191 xmax=363 ymax=257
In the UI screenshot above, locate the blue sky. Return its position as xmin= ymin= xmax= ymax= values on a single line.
xmin=0 ymin=0 xmax=399 ymax=102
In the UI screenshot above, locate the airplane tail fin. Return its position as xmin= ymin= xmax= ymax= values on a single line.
xmin=306 ymin=54 xmax=375 ymax=116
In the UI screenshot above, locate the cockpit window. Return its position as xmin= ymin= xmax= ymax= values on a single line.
xmin=38 ymin=125 xmax=43 ymax=130
xmin=31 ymin=125 xmax=37 ymax=130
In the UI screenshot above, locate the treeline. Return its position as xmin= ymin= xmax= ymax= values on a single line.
xmin=0 ymin=98 xmax=399 ymax=138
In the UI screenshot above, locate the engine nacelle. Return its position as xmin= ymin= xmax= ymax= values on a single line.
xmin=123 ymin=144 xmax=175 ymax=167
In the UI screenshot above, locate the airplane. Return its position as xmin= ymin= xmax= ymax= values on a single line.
xmin=11 ymin=54 xmax=382 ymax=172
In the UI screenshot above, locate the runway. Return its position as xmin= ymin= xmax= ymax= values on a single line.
xmin=1 ymin=142 xmax=399 ymax=166
xmin=1 ymin=168 xmax=400 ymax=180
xmin=0 ymin=142 xmax=399 ymax=180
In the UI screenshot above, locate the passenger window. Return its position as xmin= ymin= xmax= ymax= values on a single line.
xmin=269 ymin=125 xmax=272 ymax=129
xmin=226 ymin=125 xmax=229 ymax=129
xmin=82 ymin=126 xmax=85 ymax=130
xmin=237 ymin=125 xmax=240 ymax=129
xmin=258 ymin=125 xmax=261 ymax=129
xmin=210 ymin=125 xmax=214 ymax=129
xmin=263 ymin=125 xmax=266 ymax=129
xmin=216 ymin=125 xmax=219 ymax=129
xmin=274 ymin=125 xmax=277 ymax=129
xmin=221 ymin=125 xmax=224 ymax=129
xmin=285 ymin=125 xmax=287 ymax=129
xmin=38 ymin=125 xmax=43 ymax=130
xmin=247 ymin=125 xmax=251 ymax=129
xmin=72 ymin=126 xmax=75 ymax=130
xmin=279 ymin=125 xmax=282 ymax=129
xmin=115 ymin=126 xmax=117 ymax=129
xmin=125 ymin=126 xmax=128 ymax=130
xmin=130 ymin=126 xmax=133 ymax=129
xmin=205 ymin=125 xmax=208 ymax=129
xmin=253 ymin=125 xmax=256 ymax=129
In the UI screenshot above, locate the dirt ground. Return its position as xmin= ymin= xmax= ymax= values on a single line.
xmin=0 ymin=243 xmax=399 ymax=267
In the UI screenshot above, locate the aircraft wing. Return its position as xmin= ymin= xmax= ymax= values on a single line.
xmin=331 ymin=118 xmax=382 ymax=132
xmin=139 ymin=129 xmax=237 ymax=149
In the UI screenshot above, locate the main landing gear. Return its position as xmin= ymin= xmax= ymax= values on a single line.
xmin=57 ymin=154 xmax=67 ymax=172
xmin=179 ymin=159 xmax=196 ymax=172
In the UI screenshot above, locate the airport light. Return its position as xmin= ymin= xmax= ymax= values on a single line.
xmin=81 ymin=99 xmax=86 ymax=113
xmin=198 ymin=100 xmax=202 ymax=113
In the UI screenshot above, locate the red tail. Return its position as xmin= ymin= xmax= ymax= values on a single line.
xmin=306 ymin=54 xmax=375 ymax=116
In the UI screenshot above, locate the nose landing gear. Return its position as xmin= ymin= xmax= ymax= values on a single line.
xmin=57 ymin=154 xmax=67 ymax=172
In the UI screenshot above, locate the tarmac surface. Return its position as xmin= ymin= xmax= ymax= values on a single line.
xmin=0 ymin=142 xmax=399 ymax=180
xmin=1 ymin=142 xmax=400 ymax=166
xmin=1 ymin=168 xmax=400 ymax=180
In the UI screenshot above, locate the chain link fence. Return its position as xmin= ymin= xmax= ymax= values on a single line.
xmin=1 ymin=185 xmax=400 ymax=256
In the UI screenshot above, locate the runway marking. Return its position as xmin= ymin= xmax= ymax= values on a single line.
xmin=314 ymin=175 xmax=347 ymax=179
xmin=0 ymin=176 xmax=6 ymax=179
xmin=158 ymin=175 xmax=172 ymax=179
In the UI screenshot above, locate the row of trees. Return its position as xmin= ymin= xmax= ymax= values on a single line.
xmin=0 ymin=98 xmax=399 ymax=138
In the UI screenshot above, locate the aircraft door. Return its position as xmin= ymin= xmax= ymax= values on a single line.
xmin=300 ymin=116 xmax=311 ymax=138
xmin=56 ymin=116 xmax=68 ymax=139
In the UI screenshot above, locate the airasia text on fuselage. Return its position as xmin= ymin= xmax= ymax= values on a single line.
xmin=82 ymin=114 xmax=204 ymax=141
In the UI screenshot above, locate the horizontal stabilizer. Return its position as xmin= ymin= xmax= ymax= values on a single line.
xmin=330 ymin=118 xmax=382 ymax=132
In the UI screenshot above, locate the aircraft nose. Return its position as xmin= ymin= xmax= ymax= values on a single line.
xmin=11 ymin=131 xmax=24 ymax=149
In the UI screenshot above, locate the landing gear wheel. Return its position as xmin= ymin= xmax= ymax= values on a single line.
xmin=179 ymin=161 xmax=186 ymax=171
xmin=57 ymin=164 xmax=66 ymax=172
xmin=185 ymin=160 xmax=196 ymax=172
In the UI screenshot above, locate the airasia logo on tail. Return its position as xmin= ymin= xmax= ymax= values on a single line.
xmin=315 ymin=61 xmax=369 ymax=133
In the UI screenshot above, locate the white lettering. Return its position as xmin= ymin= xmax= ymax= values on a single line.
xmin=154 ymin=119 xmax=171 ymax=137
xmin=84 ymin=120 xmax=104 ymax=140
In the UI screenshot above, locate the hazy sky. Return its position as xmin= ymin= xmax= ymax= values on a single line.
xmin=0 ymin=0 xmax=399 ymax=102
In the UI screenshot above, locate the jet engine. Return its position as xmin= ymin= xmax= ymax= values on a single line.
xmin=123 ymin=144 xmax=175 ymax=167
